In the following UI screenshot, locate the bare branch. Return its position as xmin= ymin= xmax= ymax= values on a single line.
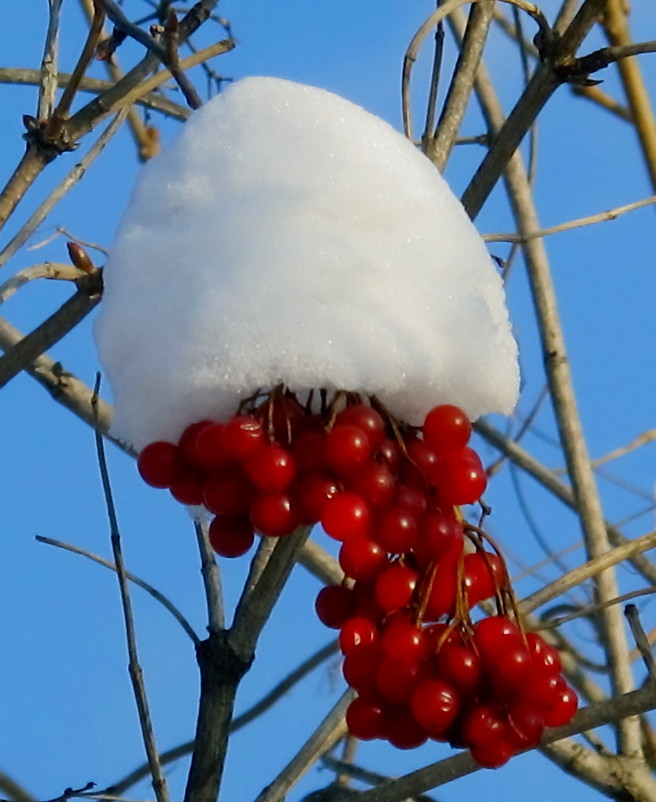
xmin=92 ymin=378 xmax=171 ymax=802
xmin=253 ymin=690 xmax=353 ymax=802
xmin=35 ymin=534 xmax=200 ymax=644
xmin=38 ymin=0 xmax=63 ymax=120
xmin=194 ymin=520 xmax=225 ymax=634
xmin=484 ymin=193 xmax=656 ymax=243
xmin=0 ymin=109 xmax=128 ymax=271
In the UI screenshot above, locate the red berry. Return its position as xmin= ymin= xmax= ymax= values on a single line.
xmin=375 ymin=564 xmax=418 ymax=613
xmin=438 ymin=447 xmax=487 ymax=505
xmin=470 ymin=739 xmax=515 ymax=769
xmin=542 ymin=685 xmax=578 ymax=726
xmin=222 ymin=414 xmax=266 ymax=460
xmin=346 ymin=696 xmax=387 ymax=740
xmin=339 ymin=616 xmax=380 ymax=655
xmin=434 ymin=642 xmax=482 ymax=694
xmin=170 ymin=472 xmax=204 ymax=505
xmin=193 ymin=423 xmax=232 ymax=471
xmin=339 ymin=537 xmax=387 ymax=582
xmin=423 ymin=405 xmax=472 ymax=455
xmin=518 ymin=667 xmax=566 ymax=711
xmin=377 ymin=438 xmax=401 ymax=473
xmin=374 ymin=506 xmax=418 ymax=554
xmin=411 ymin=679 xmax=460 ymax=735
xmin=208 ymin=515 xmax=255 ymax=558
xmin=463 ymin=551 xmax=505 ymax=607
xmin=321 ymin=493 xmax=371 ymax=541
xmin=385 ymin=708 xmax=429 ymax=749
xmin=294 ymin=473 xmax=341 ymax=522
xmin=486 ymin=642 xmax=533 ymax=697
xmin=395 ymin=483 xmax=428 ymax=519
xmin=177 ymin=420 xmax=213 ymax=469
xmin=137 ymin=441 xmax=181 ymax=488
xmin=254 ymin=394 xmax=305 ymax=444
xmin=473 ymin=616 xmax=522 ymax=659
xmin=348 ymin=462 xmax=396 ymax=509
xmin=460 ymin=703 xmax=506 ymax=750
xmin=380 ymin=618 xmax=429 ymax=662
xmin=250 ymin=491 xmax=299 ymax=537
xmin=336 ymin=404 xmax=386 ymax=451
xmin=325 ymin=425 xmax=372 ymax=476
xmin=403 ymin=439 xmax=441 ymax=486
xmin=203 ymin=468 xmax=253 ymax=517
xmin=315 ymin=585 xmax=356 ymax=629
xmin=343 ymin=646 xmax=382 ymax=697
xmin=526 ymin=632 xmax=562 ymax=672
xmin=292 ymin=429 xmax=327 ymax=473
xmin=414 ymin=511 xmax=463 ymax=564
xmin=244 ymin=443 xmax=296 ymax=491
xmin=506 ymin=703 xmax=544 ymax=749
xmin=376 ymin=654 xmax=423 ymax=704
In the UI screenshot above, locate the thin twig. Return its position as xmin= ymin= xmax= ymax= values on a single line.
xmin=0 ymin=263 xmax=85 ymax=306
xmin=92 ymin=376 xmax=171 ymax=802
xmin=38 ymin=0 xmax=63 ymax=120
xmin=539 ymin=589 xmax=656 ymax=630
xmin=54 ymin=3 xmax=105 ymax=119
xmin=0 ymin=271 xmax=102 ymax=389
xmin=321 ymin=757 xmax=438 ymax=802
xmin=484 ymin=193 xmax=656 ymax=243
xmin=0 ymin=770 xmax=36 ymax=802
xmin=519 ymin=530 xmax=656 ymax=617
xmin=429 ymin=0 xmax=496 ymax=169
xmin=35 ymin=534 xmax=200 ymax=644
xmin=0 ymin=109 xmax=128 ymax=271
xmin=102 ymin=640 xmax=339 ymax=796
xmin=625 ymin=605 xmax=656 ymax=683
xmin=253 ymin=690 xmax=353 ymax=802
xmin=194 ymin=520 xmax=225 ymax=633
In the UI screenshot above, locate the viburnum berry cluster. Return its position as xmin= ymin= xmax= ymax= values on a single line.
xmin=136 ymin=389 xmax=578 ymax=766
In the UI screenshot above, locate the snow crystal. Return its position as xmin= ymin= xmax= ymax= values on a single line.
xmin=95 ymin=76 xmax=519 ymax=450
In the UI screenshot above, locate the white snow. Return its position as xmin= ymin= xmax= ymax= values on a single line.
xmin=95 ymin=76 xmax=519 ymax=451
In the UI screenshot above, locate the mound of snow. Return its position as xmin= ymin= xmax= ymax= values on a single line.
xmin=95 ymin=76 xmax=519 ymax=450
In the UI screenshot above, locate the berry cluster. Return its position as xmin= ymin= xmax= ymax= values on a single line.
xmin=136 ymin=390 xmax=578 ymax=766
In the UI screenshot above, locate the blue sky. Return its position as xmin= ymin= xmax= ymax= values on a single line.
xmin=1 ymin=2 xmax=656 ymax=801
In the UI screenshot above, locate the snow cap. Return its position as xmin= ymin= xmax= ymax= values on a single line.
xmin=95 ymin=76 xmax=519 ymax=450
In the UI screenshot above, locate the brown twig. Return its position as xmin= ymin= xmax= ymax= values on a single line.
xmin=35 ymin=534 xmax=200 ymax=644
xmin=91 ymin=376 xmax=171 ymax=802
xmin=0 ymin=108 xmax=128 ymax=271
xmin=0 ymin=271 xmax=102 ymax=389
xmin=625 ymin=605 xmax=656 ymax=683
xmin=253 ymin=690 xmax=353 ymax=802
xmin=38 ymin=0 xmax=63 ymax=120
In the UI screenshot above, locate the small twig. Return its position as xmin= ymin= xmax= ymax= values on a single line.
xmin=54 ymin=3 xmax=105 ymax=119
xmin=539 ymin=589 xmax=656 ymax=631
xmin=38 ymin=0 xmax=63 ymax=119
xmin=0 ymin=108 xmax=128 ymax=271
xmin=229 ymin=527 xmax=312 ymax=662
xmin=484 ymin=193 xmax=656 ymax=243
xmin=0 ymin=68 xmax=191 ymax=121
xmin=625 ymin=605 xmax=656 ymax=683
xmin=429 ymin=0 xmax=496 ymax=169
xmin=193 ymin=520 xmax=225 ymax=633
xmin=253 ymin=690 xmax=353 ymax=802
xmin=0 ymin=271 xmax=102 ymax=389
xmin=101 ymin=640 xmax=339 ymax=796
xmin=92 ymin=375 xmax=171 ymax=802
xmin=518 ymin=529 xmax=656 ymax=617
xmin=35 ymin=534 xmax=199 ymax=644
xmin=571 ymin=83 xmax=633 ymax=122
xmin=0 ymin=263 xmax=85 ymax=307
xmin=402 ymin=0 xmax=550 ymax=141
xmin=321 ymin=757 xmax=438 ymax=802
